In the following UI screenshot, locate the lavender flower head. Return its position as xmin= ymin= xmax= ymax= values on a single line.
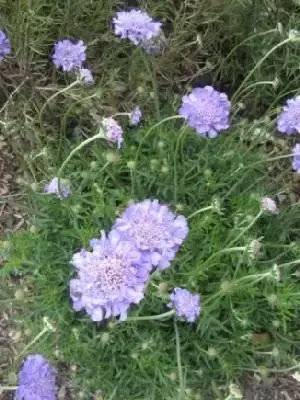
xmin=70 ymin=230 xmax=151 ymax=322
xmin=130 ymin=106 xmax=142 ymax=126
xmin=261 ymin=197 xmax=277 ymax=214
xmin=168 ymin=288 xmax=201 ymax=322
xmin=113 ymin=199 xmax=189 ymax=270
xmin=78 ymin=68 xmax=94 ymax=84
xmin=16 ymin=354 xmax=57 ymax=400
xmin=277 ymin=96 xmax=300 ymax=135
xmin=179 ymin=86 xmax=231 ymax=138
xmin=52 ymin=39 xmax=86 ymax=72
xmin=292 ymin=143 xmax=300 ymax=173
xmin=113 ymin=9 xmax=162 ymax=46
xmin=44 ymin=177 xmax=71 ymax=199
xmin=0 ymin=30 xmax=10 ymax=62
xmin=102 ymin=117 xmax=123 ymax=149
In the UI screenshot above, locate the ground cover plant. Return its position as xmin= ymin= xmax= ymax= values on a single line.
xmin=1 ymin=1 xmax=300 ymax=399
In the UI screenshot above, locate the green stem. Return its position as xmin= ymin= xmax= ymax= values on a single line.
xmin=127 ymin=309 xmax=175 ymax=322
xmin=173 ymin=127 xmax=187 ymax=203
xmin=139 ymin=49 xmax=160 ymax=120
xmin=39 ymin=80 xmax=79 ymax=133
xmin=215 ymin=29 xmax=276 ymax=83
xmin=174 ymin=319 xmax=185 ymax=400
xmin=0 ymin=386 xmax=18 ymax=391
xmin=187 ymin=205 xmax=213 ymax=219
xmin=15 ymin=326 xmax=48 ymax=360
xmin=232 ymin=36 xmax=300 ymax=103
xmin=57 ymin=129 xmax=104 ymax=178
xmin=133 ymin=115 xmax=184 ymax=191
xmin=199 ymin=212 xmax=262 ymax=271
xmin=229 ymin=210 xmax=263 ymax=246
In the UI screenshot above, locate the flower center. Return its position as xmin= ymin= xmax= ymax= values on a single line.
xmin=94 ymin=257 xmax=126 ymax=290
xmin=130 ymin=219 xmax=170 ymax=250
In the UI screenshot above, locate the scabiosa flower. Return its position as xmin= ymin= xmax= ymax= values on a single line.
xmin=78 ymin=68 xmax=94 ymax=84
xmin=0 ymin=30 xmax=10 ymax=62
xmin=277 ymin=96 xmax=300 ymax=135
xmin=113 ymin=9 xmax=162 ymax=46
xmin=130 ymin=106 xmax=142 ymax=125
xmin=52 ymin=39 xmax=86 ymax=72
xmin=70 ymin=230 xmax=151 ymax=322
xmin=44 ymin=177 xmax=71 ymax=199
xmin=292 ymin=143 xmax=300 ymax=173
xmin=179 ymin=86 xmax=231 ymax=138
xmin=16 ymin=354 xmax=57 ymax=400
xmin=113 ymin=199 xmax=189 ymax=270
xmin=168 ymin=288 xmax=200 ymax=322
xmin=102 ymin=117 xmax=123 ymax=149
xmin=261 ymin=197 xmax=278 ymax=214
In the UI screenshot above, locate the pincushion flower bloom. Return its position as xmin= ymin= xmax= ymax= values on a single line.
xmin=52 ymin=39 xmax=86 ymax=72
xmin=261 ymin=197 xmax=277 ymax=214
xmin=78 ymin=68 xmax=94 ymax=84
xmin=16 ymin=354 xmax=57 ymax=400
xmin=292 ymin=143 xmax=300 ymax=173
xmin=0 ymin=30 xmax=11 ymax=62
xmin=70 ymin=230 xmax=151 ymax=322
xmin=44 ymin=177 xmax=71 ymax=199
xmin=113 ymin=9 xmax=162 ymax=46
xmin=130 ymin=106 xmax=142 ymax=125
xmin=179 ymin=86 xmax=231 ymax=138
xmin=168 ymin=288 xmax=201 ymax=322
xmin=277 ymin=96 xmax=300 ymax=135
xmin=113 ymin=199 xmax=189 ymax=270
xmin=102 ymin=117 xmax=123 ymax=149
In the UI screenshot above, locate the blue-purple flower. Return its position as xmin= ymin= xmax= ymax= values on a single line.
xmin=102 ymin=117 xmax=123 ymax=149
xmin=113 ymin=199 xmax=188 ymax=270
xmin=52 ymin=39 xmax=86 ymax=72
xmin=0 ymin=30 xmax=10 ymax=62
xmin=179 ymin=86 xmax=231 ymax=138
xmin=168 ymin=288 xmax=201 ymax=322
xmin=292 ymin=143 xmax=300 ymax=173
xmin=113 ymin=10 xmax=162 ymax=46
xmin=130 ymin=106 xmax=142 ymax=126
xmin=16 ymin=354 xmax=57 ymax=400
xmin=44 ymin=177 xmax=71 ymax=199
xmin=78 ymin=68 xmax=94 ymax=84
xmin=277 ymin=96 xmax=300 ymax=135
xmin=70 ymin=230 xmax=151 ymax=322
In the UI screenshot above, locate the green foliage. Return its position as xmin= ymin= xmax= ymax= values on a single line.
xmin=3 ymin=116 xmax=300 ymax=399
xmin=2 ymin=1 xmax=300 ymax=399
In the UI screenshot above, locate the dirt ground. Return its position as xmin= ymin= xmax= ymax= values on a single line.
xmin=243 ymin=374 xmax=300 ymax=400
xmin=0 ymin=135 xmax=26 ymax=237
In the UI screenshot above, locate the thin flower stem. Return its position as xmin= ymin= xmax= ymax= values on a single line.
xmin=57 ymin=129 xmax=104 ymax=178
xmin=173 ymin=126 xmax=187 ymax=203
xmin=229 ymin=210 xmax=263 ymax=246
xmin=277 ymin=259 xmax=300 ymax=268
xmin=174 ymin=319 xmax=185 ymax=400
xmin=232 ymin=36 xmax=300 ymax=103
xmin=139 ymin=48 xmax=160 ymax=120
xmin=15 ymin=326 xmax=49 ymax=361
xmin=0 ymin=386 xmax=18 ymax=391
xmin=39 ymin=80 xmax=79 ymax=133
xmin=187 ymin=205 xmax=213 ymax=219
xmin=126 ymin=309 xmax=175 ymax=322
xmin=111 ymin=112 xmax=130 ymax=118
xmin=133 ymin=115 xmax=184 ymax=190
